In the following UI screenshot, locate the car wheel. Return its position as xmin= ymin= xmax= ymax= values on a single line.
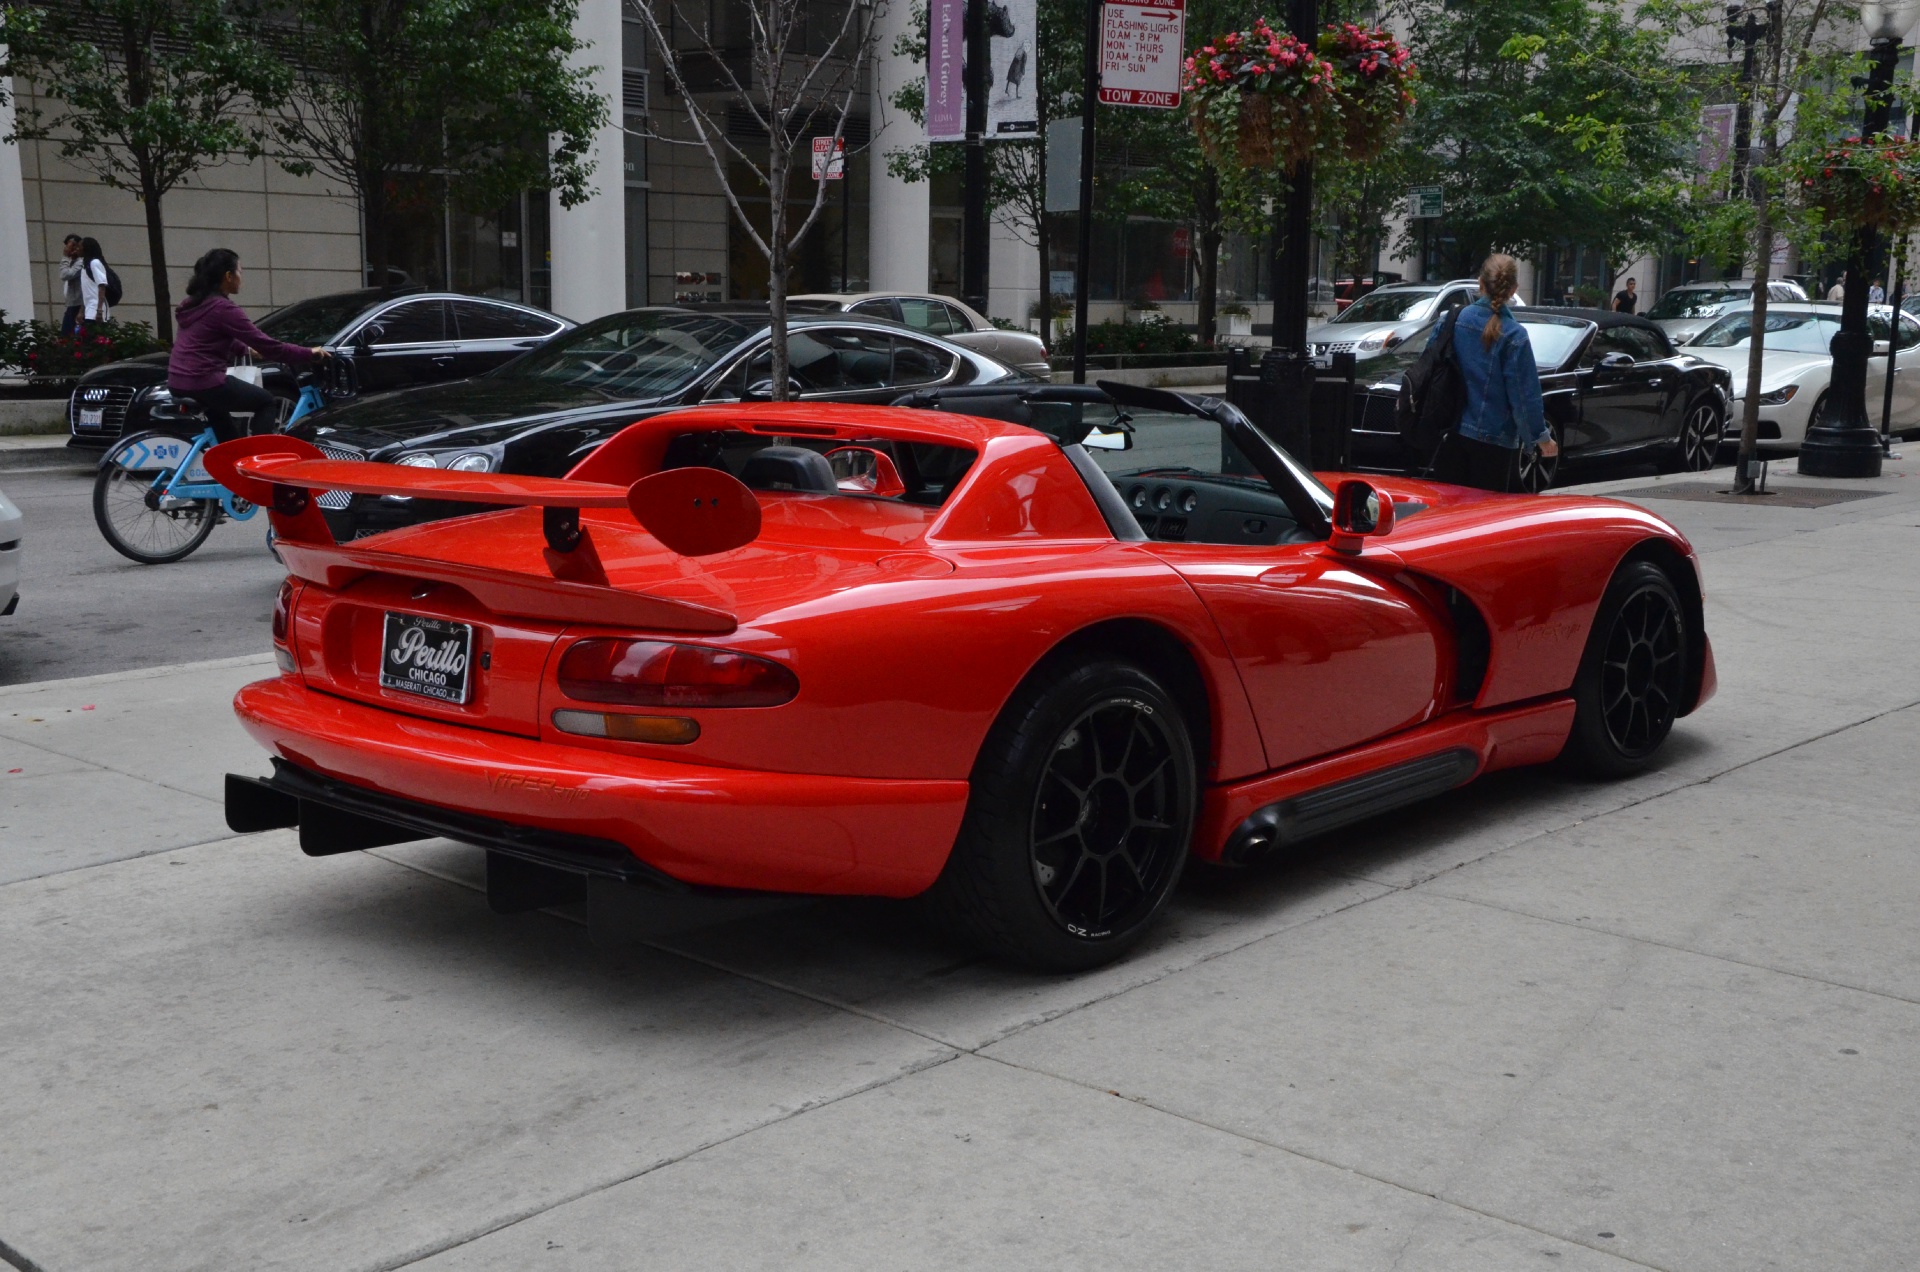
xmin=1665 ymin=399 xmax=1724 ymax=472
xmin=1515 ymin=423 xmax=1562 ymax=494
xmin=1560 ymin=560 xmax=1689 ymax=777
xmin=926 ymin=658 xmax=1197 ymax=971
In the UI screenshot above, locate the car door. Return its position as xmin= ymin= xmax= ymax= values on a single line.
xmin=1076 ymin=410 xmax=1446 ymax=769
xmin=351 ymin=300 xmax=457 ymax=392
xmin=1575 ymin=327 xmax=1665 ymax=452
xmin=1891 ymin=312 xmax=1920 ymax=426
xmin=446 ymin=299 xmax=563 ymax=378
xmin=1616 ymin=324 xmax=1690 ymax=444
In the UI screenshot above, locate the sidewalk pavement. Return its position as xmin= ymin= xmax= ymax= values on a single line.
xmin=3 ymin=463 xmax=1919 ymax=1270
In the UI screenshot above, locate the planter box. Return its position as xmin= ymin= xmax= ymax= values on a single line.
xmin=1220 ymin=314 xmax=1253 ymax=338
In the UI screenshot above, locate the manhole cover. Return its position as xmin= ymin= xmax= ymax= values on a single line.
xmin=1610 ymin=482 xmax=1892 ymax=509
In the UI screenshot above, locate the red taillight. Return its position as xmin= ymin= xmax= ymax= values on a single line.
xmin=558 ymin=639 xmax=798 ymax=708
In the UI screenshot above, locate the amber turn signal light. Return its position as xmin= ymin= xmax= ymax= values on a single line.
xmin=552 ymin=709 xmax=701 ymax=744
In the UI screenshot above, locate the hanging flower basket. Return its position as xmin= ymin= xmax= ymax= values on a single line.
xmin=1185 ymin=22 xmax=1338 ymax=171
xmin=1793 ymin=136 xmax=1920 ymax=236
xmin=1318 ymin=23 xmax=1416 ymax=162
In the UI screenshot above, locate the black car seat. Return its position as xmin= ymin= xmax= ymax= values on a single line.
xmin=740 ymin=445 xmax=837 ymax=493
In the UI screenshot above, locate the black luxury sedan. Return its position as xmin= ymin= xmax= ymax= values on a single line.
xmin=66 ymin=289 xmax=572 ymax=449
xmin=288 ymin=305 xmax=1034 ymax=541
xmin=1347 ymin=308 xmax=1734 ymax=491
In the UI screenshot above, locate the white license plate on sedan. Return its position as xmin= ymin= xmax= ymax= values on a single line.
xmin=380 ymin=613 xmax=475 ymax=704
xmin=78 ymin=408 xmax=104 ymax=427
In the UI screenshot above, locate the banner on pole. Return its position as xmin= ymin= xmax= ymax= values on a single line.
xmin=1098 ymin=0 xmax=1185 ymax=109
xmin=986 ymin=0 xmax=1039 ymax=135
xmin=928 ymin=0 xmax=966 ymax=141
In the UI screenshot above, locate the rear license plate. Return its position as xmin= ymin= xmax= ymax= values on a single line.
xmin=78 ymin=408 xmax=104 ymax=427
xmin=380 ymin=613 xmax=474 ymax=704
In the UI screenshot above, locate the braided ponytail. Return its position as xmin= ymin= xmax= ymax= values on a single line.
xmin=1479 ymin=254 xmax=1520 ymax=349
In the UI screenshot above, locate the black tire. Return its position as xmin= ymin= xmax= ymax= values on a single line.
xmin=1663 ymin=398 xmax=1724 ymax=473
xmin=93 ymin=453 xmax=219 ymax=565
xmin=925 ymin=658 xmax=1198 ymax=971
xmin=1515 ymin=423 xmax=1562 ymax=493
xmin=1560 ymin=560 xmax=1689 ymax=777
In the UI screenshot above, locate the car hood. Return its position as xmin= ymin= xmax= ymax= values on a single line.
xmin=301 ymin=377 xmax=665 ymax=452
xmin=1654 ymin=317 xmax=1725 ymax=345
xmin=76 ymin=353 xmax=169 ymax=386
xmin=1306 ymin=319 xmax=1412 ymax=345
xmin=1683 ymin=345 xmax=1827 ymax=395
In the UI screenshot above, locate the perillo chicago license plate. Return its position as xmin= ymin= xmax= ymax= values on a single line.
xmin=380 ymin=613 xmax=474 ymax=704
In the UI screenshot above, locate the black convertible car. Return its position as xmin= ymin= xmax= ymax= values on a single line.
xmin=66 ymin=289 xmax=571 ymax=449
xmin=291 ymin=306 xmax=1032 ymax=541
xmin=1348 ymin=308 xmax=1733 ymax=491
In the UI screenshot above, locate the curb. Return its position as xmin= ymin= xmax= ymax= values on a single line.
xmin=0 ymin=653 xmax=275 ymax=698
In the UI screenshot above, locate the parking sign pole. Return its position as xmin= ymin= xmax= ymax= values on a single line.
xmin=1072 ymin=0 xmax=1099 ymax=382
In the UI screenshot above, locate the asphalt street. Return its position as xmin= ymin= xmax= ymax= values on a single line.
xmin=4 ymin=439 xmax=1919 ymax=1270
xmin=0 ymin=444 xmax=286 ymax=685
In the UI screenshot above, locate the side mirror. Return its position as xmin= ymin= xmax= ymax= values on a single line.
xmin=1330 ymin=478 xmax=1394 ymax=554
xmin=742 ymin=377 xmax=803 ymax=402
xmin=354 ymin=323 xmax=382 ymax=352
xmin=824 ymin=445 xmax=907 ymax=497
xmin=1873 ymin=339 xmax=1892 ymax=356
xmin=1597 ymin=351 xmax=1634 ymax=371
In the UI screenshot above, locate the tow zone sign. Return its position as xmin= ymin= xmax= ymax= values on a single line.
xmin=1098 ymin=0 xmax=1185 ymax=109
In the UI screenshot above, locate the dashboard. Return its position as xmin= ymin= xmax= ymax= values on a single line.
xmin=1110 ymin=471 xmax=1311 ymax=545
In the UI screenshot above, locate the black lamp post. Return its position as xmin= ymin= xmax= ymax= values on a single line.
xmin=1800 ymin=0 xmax=1919 ymax=478
xmin=1725 ymin=1 xmax=1778 ymax=208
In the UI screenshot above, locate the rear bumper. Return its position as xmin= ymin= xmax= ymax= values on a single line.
xmin=232 ymin=677 xmax=969 ymax=896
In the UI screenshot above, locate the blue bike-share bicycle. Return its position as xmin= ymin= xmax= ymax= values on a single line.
xmin=93 ymin=365 xmax=345 ymax=565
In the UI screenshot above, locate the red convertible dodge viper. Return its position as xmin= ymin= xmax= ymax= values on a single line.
xmin=216 ymin=383 xmax=1715 ymax=970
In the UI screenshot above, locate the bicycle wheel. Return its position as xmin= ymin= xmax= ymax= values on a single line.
xmin=93 ymin=461 xmax=220 ymax=564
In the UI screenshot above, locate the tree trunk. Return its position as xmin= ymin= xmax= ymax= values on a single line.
xmin=1735 ymin=186 xmax=1773 ymax=494
xmin=768 ymin=142 xmax=791 ymax=401
xmin=1036 ymin=151 xmax=1052 ymax=354
xmin=1195 ymin=171 xmax=1220 ymax=347
xmin=138 ymin=161 xmax=173 ymax=343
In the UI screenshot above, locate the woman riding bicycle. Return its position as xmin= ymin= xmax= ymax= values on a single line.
xmin=168 ymin=249 xmax=329 ymax=444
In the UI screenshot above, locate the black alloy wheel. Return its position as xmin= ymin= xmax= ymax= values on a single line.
xmin=1515 ymin=423 xmax=1562 ymax=494
xmin=1667 ymin=399 xmax=1724 ymax=473
xmin=927 ymin=658 xmax=1197 ymax=970
xmin=1561 ymin=560 xmax=1689 ymax=777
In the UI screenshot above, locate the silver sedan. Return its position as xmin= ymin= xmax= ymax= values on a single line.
xmin=792 ymin=291 xmax=1053 ymax=377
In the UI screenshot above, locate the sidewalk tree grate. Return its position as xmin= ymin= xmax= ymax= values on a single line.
xmin=1611 ymin=482 xmax=1894 ymax=509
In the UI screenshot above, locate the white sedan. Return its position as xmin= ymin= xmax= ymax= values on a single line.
xmin=0 ymin=484 xmax=20 ymax=618
xmin=1683 ymin=303 xmax=1920 ymax=450
xmin=791 ymin=292 xmax=1053 ymax=378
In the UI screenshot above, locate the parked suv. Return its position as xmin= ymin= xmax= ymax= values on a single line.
xmin=1646 ymin=279 xmax=1809 ymax=347
xmin=1305 ymin=279 xmax=1511 ymax=364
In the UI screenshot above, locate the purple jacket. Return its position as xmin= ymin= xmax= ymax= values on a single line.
xmin=167 ymin=294 xmax=315 ymax=392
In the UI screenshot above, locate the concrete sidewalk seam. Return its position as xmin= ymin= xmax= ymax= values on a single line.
xmin=1425 ymin=888 xmax=1920 ymax=1009
xmin=375 ymin=1050 xmax=965 ymax=1272
xmin=0 ymin=830 xmax=256 ymax=890
xmin=974 ymin=1052 xmax=1678 ymax=1272
xmin=0 ymin=653 xmax=273 ymax=698
xmin=0 ymin=1233 xmax=50 ymax=1272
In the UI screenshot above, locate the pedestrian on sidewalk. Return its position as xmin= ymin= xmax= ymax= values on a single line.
xmin=1870 ymin=278 xmax=1887 ymax=304
xmin=1612 ymin=278 xmax=1639 ymax=313
xmin=77 ymin=238 xmax=113 ymax=324
xmin=1827 ymin=278 xmax=1847 ymax=301
xmin=167 ymin=248 xmax=328 ymax=444
xmin=58 ymin=235 xmax=84 ymax=334
xmin=1427 ymin=253 xmax=1556 ymax=492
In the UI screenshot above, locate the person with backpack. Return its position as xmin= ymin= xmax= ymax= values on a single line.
xmin=167 ymin=248 xmax=329 ymax=444
xmin=1426 ymin=254 xmax=1556 ymax=492
xmin=77 ymin=237 xmax=118 ymax=323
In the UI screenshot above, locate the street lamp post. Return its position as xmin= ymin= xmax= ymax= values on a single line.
xmin=1800 ymin=0 xmax=1920 ymax=478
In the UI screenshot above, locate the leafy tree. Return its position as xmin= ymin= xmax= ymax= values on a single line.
xmin=627 ymin=0 xmax=878 ymax=398
xmin=1 ymin=0 xmax=290 ymax=340
xmin=271 ymin=0 xmax=607 ymax=288
xmin=1387 ymin=0 xmax=1702 ymax=279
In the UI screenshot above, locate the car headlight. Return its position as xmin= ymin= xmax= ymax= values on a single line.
xmin=142 ymin=386 xmax=173 ymax=404
xmin=1357 ymin=335 xmax=1386 ymax=351
xmin=1757 ymin=385 xmax=1798 ymax=405
xmin=396 ymin=453 xmax=438 ymax=468
xmin=445 ymin=452 xmax=493 ymax=473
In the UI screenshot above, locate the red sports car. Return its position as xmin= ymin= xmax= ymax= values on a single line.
xmin=217 ymin=384 xmax=1714 ymax=970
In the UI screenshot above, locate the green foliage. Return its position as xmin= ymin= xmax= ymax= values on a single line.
xmin=272 ymin=0 xmax=607 ymax=274
xmin=2 ymin=317 xmax=164 ymax=377
xmin=1389 ymin=0 xmax=1703 ymax=274
xmin=1073 ymin=315 xmax=1200 ymax=356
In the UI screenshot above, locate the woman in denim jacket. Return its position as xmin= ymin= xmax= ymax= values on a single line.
xmin=1431 ymin=254 xmax=1558 ymax=491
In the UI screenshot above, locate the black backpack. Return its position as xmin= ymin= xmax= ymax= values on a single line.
xmin=1395 ymin=307 xmax=1466 ymax=469
xmin=103 ymin=265 xmax=124 ymax=308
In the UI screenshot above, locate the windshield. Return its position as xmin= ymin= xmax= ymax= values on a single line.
xmin=1646 ymin=287 xmax=1749 ymax=320
xmin=1519 ymin=320 xmax=1591 ymax=369
xmin=495 ymin=312 xmax=751 ymax=398
xmin=1332 ymin=288 xmax=1442 ymax=325
xmin=258 ymin=294 xmax=380 ymax=345
xmin=1693 ymin=311 xmax=1837 ymax=354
